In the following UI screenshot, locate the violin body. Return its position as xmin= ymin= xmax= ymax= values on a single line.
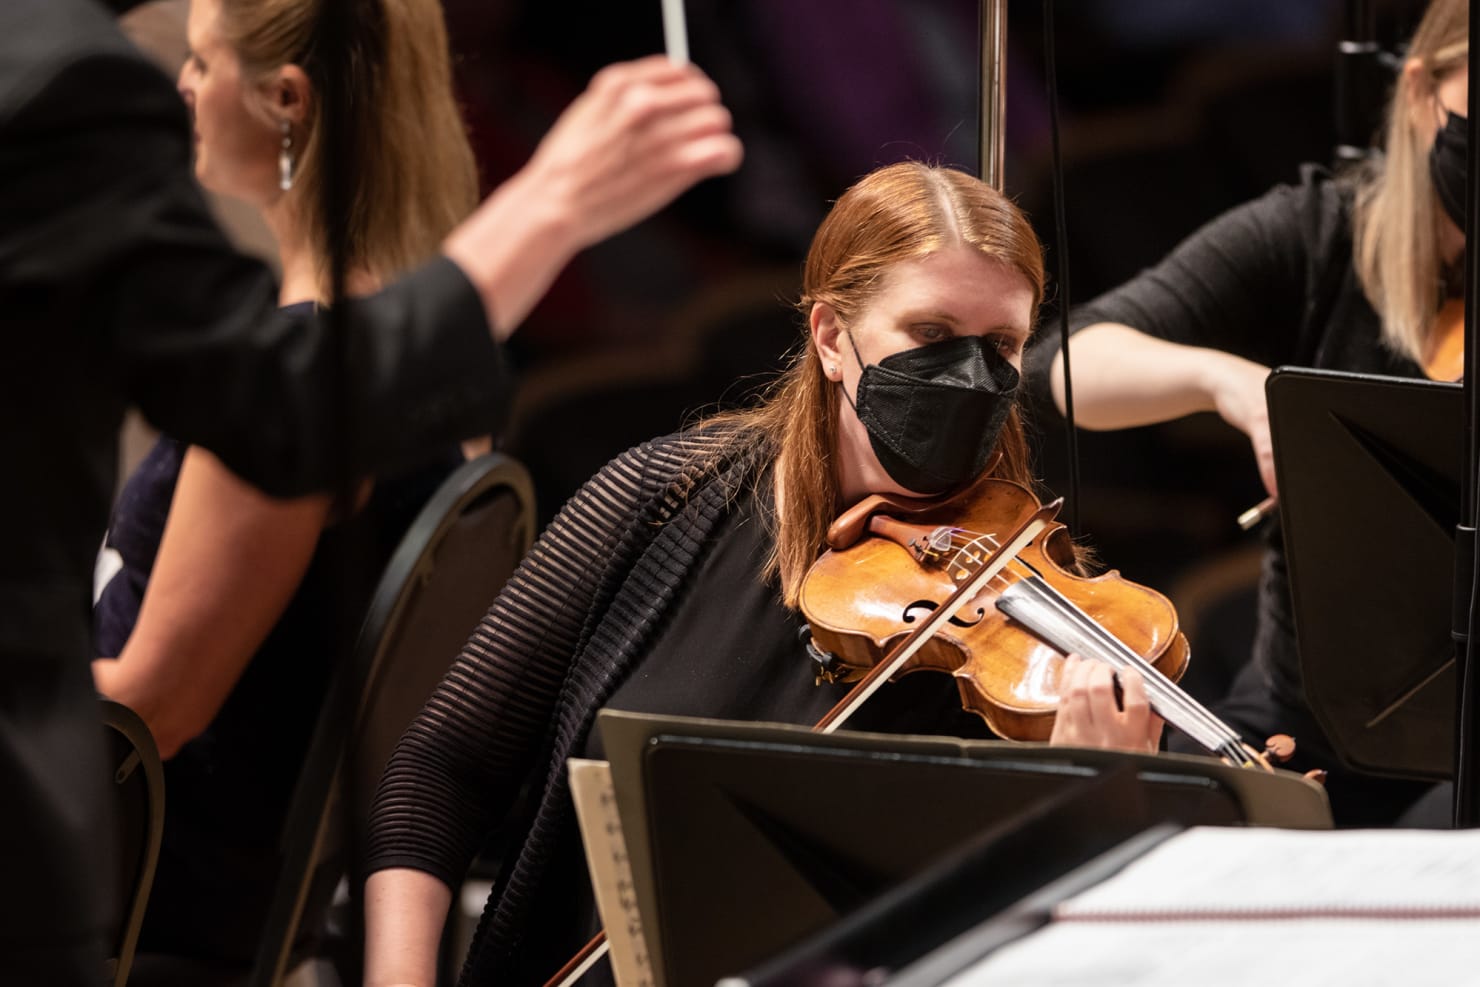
xmin=800 ymin=475 xmax=1189 ymax=742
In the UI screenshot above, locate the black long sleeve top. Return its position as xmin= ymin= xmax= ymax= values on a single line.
xmin=1039 ymin=164 xmax=1423 ymax=704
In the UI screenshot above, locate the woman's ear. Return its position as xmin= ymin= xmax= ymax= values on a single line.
xmin=1402 ymin=56 xmax=1439 ymax=132
xmin=269 ymin=64 xmax=313 ymax=126
xmin=811 ymin=302 xmax=845 ymax=382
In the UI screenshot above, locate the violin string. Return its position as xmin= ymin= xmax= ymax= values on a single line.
xmin=941 ymin=523 xmax=1189 ymax=728
xmin=1027 ymin=586 xmax=1248 ymax=761
xmin=1053 ymin=600 xmax=1247 ymax=757
xmin=944 ymin=526 xmax=1251 ymax=758
xmin=992 ymin=568 xmax=1230 ymax=746
xmin=1019 ymin=580 xmax=1248 ymax=760
xmin=922 ymin=524 xmax=1252 ymax=762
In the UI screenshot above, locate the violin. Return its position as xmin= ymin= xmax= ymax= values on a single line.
xmin=800 ymin=472 xmax=1300 ymax=771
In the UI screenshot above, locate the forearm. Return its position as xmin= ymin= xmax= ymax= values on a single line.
xmin=364 ymin=868 xmax=454 ymax=987
xmin=95 ymin=448 xmax=331 ymax=758
xmin=1050 ymin=322 xmax=1261 ymax=429
xmin=441 ymin=167 xmax=578 ymax=341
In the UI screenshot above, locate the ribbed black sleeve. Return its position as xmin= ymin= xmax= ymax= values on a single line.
xmin=363 ymin=430 xmax=733 ymax=888
xmin=1067 ymin=178 xmax=1314 ymax=368
xmin=1027 ymin=165 xmax=1359 ymax=393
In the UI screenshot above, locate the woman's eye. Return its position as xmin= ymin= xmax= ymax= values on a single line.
xmin=991 ymin=335 xmax=1022 ymax=357
xmin=915 ymin=324 xmax=948 ymax=343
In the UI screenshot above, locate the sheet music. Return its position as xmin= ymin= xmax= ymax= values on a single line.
xmin=942 ymin=919 xmax=1480 ymax=986
xmin=1056 ymin=826 xmax=1480 ymax=918
xmin=568 ymin=759 xmax=654 ymax=987
xmin=943 ymin=827 xmax=1480 ymax=986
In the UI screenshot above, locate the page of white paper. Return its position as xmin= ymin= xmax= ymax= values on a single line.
xmin=943 ymin=919 xmax=1480 ymax=987
xmin=1055 ymin=826 xmax=1480 ymax=918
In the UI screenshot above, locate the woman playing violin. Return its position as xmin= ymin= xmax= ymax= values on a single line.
xmin=363 ymin=161 xmax=1159 ymax=987
xmin=1043 ymin=0 xmax=1466 ymax=825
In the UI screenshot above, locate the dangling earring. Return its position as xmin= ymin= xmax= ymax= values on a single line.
xmin=278 ymin=120 xmax=295 ymax=191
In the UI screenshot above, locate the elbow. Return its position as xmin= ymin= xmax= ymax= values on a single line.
xmin=152 ymin=707 xmax=213 ymax=761
xmin=127 ymin=697 xmax=213 ymax=761
xmin=150 ymin=727 xmax=191 ymax=762
xmin=95 ymin=659 xmax=220 ymax=760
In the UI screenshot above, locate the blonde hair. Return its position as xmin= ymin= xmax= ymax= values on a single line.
xmin=1352 ymin=0 xmax=1468 ymax=362
xmin=220 ymin=0 xmax=478 ymax=293
xmin=704 ymin=162 xmax=1046 ymax=607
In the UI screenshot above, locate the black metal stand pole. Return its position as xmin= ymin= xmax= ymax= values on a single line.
xmin=1454 ymin=0 xmax=1480 ymax=828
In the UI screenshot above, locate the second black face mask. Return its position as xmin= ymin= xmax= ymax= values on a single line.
xmin=844 ymin=333 xmax=1020 ymax=496
xmin=1430 ymin=110 xmax=1468 ymax=231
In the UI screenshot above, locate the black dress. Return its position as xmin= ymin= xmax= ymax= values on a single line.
xmin=95 ymin=430 xmax=456 ymax=968
xmin=1 ymin=2 xmax=503 ymax=974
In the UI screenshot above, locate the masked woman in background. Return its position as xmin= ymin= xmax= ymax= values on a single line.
xmin=1043 ymin=0 xmax=1466 ymax=826
xmin=361 ymin=161 xmax=1161 ymax=987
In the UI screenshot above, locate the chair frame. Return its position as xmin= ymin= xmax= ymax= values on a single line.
xmin=101 ymin=697 xmax=167 ymax=987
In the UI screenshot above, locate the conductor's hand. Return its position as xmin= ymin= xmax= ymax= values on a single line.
xmin=445 ymin=56 xmax=743 ymax=337
xmin=528 ymin=56 xmax=742 ymax=250
xmin=1049 ymin=655 xmax=1163 ymax=754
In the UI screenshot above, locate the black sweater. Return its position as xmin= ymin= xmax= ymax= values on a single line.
xmin=1046 ymin=164 xmax=1423 ymax=703
xmin=364 ymin=427 xmax=991 ymax=984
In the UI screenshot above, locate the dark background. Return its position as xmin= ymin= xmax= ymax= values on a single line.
xmin=447 ymin=0 xmax=1431 ymax=703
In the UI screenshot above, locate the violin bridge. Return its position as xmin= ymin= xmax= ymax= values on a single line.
xmin=907 ymin=525 xmax=957 ymax=565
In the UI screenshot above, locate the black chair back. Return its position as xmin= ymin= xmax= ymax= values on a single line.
xmin=248 ymin=453 xmax=536 ymax=986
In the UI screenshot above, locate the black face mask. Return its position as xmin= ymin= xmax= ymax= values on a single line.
xmin=1430 ymin=110 xmax=1468 ymax=231
xmin=842 ymin=332 xmax=1019 ymax=496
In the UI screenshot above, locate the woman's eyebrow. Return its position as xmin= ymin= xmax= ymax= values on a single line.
xmin=900 ymin=309 xmax=961 ymax=325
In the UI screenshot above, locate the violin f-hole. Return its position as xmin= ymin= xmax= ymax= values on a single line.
xmin=902 ymin=599 xmax=986 ymax=628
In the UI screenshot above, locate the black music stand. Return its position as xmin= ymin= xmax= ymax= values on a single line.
xmin=1267 ymin=366 xmax=1462 ymax=780
xmin=597 ymin=710 xmax=1329 ymax=987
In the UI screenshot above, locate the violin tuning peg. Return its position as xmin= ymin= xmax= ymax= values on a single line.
xmin=1303 ymin=769 xmax=1328 ymax=786
xmin=1263 ymin=734 xmax=1297 ymax=764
